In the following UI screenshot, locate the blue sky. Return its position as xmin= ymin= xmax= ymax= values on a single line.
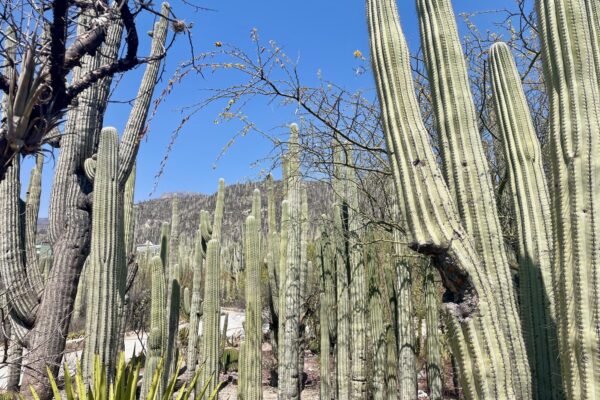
xmin=29 ymin=0 xmax=515 ymax=217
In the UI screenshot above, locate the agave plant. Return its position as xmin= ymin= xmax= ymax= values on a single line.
xmin=27 ymin=353 xmax=220 ymax=400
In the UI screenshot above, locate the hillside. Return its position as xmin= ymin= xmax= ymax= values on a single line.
xmin=133 ymin=180 xmax=332 ymax=246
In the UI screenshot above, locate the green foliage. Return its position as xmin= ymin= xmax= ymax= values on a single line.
xmin=28 ymin=353 xmax=219 ymax=400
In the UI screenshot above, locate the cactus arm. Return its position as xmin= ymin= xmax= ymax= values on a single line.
xmin=25 ymin=153 xmax=44 ymax=296
xmin=0 ymin=156 xmax=38 ymax=334
xmin=537 ymin=0 xmax=600 ymax=397
xmin=117 ymin=3 xmax=170 ymax=186
xmin=366 ymin=0 xmax=517 ymax=396
xmin=489 ymin=41 xmax=561 ymax=399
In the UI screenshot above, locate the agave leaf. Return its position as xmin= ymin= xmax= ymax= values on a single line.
xmin=146 ymin=358 xmax=164 ymax=400
xmin=29 ymin=386 xmax=41 ymax=400
xmin=63 ymin=363 xmax=76 ymax=400
xmin=47 ymin=365 xmax=62 ymax=400
xmin=75 ymin=360 xmax=88 ymax=400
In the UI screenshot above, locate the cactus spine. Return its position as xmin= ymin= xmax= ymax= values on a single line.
xmin=489 ymin=41 xmax=561 ymax=399
xmin=537 ymin=0 xmax=600 ymax=397
xmin=240 ymin=214 xmax=263 ymax=400
xmin=141 ymin=256 xmax=167 ymax=398
xmin=82 ymin=127 xmax=121 ymax=380
xmin=367 ymin=0 xmax=518 ymax=397
xmin=278 ymin=124 xmax=303 ymax=400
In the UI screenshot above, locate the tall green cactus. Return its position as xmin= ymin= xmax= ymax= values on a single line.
xmin=333 ymin=202 xmax=351 ymax=399
xmin=344 ymin=148 xmax=367 ymax=400
xmin=212 ymin=179 xmax=225 ymax=241
xmin=82 ymin=127 xmax=121 ymax=380
xmin=25 ymin=154 xmax=44 ymax=296
xmin=200 ymin=239 xmax=221 ymax=397
xmin=164 ymin=198 xmax=181 ymax=383
xmin=278 ymin=124 xmax=302 ymax=400
xmin=489 ymin=41 xmax=561 ymax=399
xmin=266 ymin=175 xmax=280 ymax=362
xmin=240 ymin=214 xmax=263 ymax=400
xmin=317 ymin=229 xmax=335 ymax=400
xmin=536 ymin=0 xmax=600 ymax=397
xmin=424 ymin=260 xmax=442 ymax=400
xmin=365 ymin=227 xmax=387 ymax=400
xmin=141 ymin=256 xmax=167 ymax=398
xmin=367 ymin=0 xmax=519 ymax=397
xmin=277 ymin=198 xmax=290 ymax=384
xmin=416 ymin=0 xmax=530 ymax=395
xmin=186 ymin=211 xmax=210 ymax=381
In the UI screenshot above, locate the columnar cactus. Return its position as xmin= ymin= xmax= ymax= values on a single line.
xmin=200 ymin=239 xmax=222 ymax=397
xmin=186 ymin=211 xmax=210 ymax=381
xmin=266 ymin=175 xmax=280 ymax=359
xmin=416 ymin=0 xmax=530 ymax=395
xmin=82 ymin=127 xmax=121 ymax=380
xmin=319 ymin=290 xmax=331 ymax=400
xmin=317 ymin=229 xmax=335 ymax=400
xmin=164 ymin=198 xmax=181 ymax=380
xmin=424 ymin=260 xmax=442 ymax=400
xmin=333 ymin=202 xmax=351 ymax=399
xmin=25 ymin=154 xmax=44 ymax=296
xmin=536 ymin=0 xmax=600 ymax=397
xmin=365 ymin=228 xmax=387 ymax=400
xmin=141 ymin=256 xmax=167 ymax=398
xmin=367 ymin=0 xmax=518 ymax=397
xmin=278 ymin=124 xmax=302 ymax=400
xmin=297 ymin=184 xmax=309 ymax=389
xmin=277 ymin=199 xmax=290 ymax=380
xmin=240 ymin=214 xmax=263 ymax=400
xmin=489 ymin=41 xmax=560 ymax=399
xmin=344 ymin=148 xmax=367 ymax=400
xmin=212 ymin=179 xmax=226 ymax=240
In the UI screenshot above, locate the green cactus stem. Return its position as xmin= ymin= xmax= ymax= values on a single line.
xmin=241 ymin=215 xmax=263 ymax=400
xmin=278 ymin=124 xmax=302 ymax=400
xmin=141 ymin=256 xmax=167 ymax=398
xmin=489 ymin=41 xmax=561 ymax=399
xmin=424 ymin=260 xmax=442 ymax=400
xmin=82 ymin=127 xmax=121 ymax=381
xmin=200 ymin=239 xmax=221 ymax=397
xmin=536 ymin=0 xmax=600 ymax=397
xmin=416 ymin=0 xmax=530 ymax=395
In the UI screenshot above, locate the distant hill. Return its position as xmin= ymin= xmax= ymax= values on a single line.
xmin=134 ymin=180 xmax=332 ymax=247
xmin=36 ymin=180 xmax=333 ymax=248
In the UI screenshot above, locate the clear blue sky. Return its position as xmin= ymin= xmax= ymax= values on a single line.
xmin=29 ymin=0 xmax=513 ymax=217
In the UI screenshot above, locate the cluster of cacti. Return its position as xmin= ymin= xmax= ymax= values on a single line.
xmin=367 ymin=0 xmax=600 ymax=397
xmin=2 ymin=0 xmax=600 ymax=398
